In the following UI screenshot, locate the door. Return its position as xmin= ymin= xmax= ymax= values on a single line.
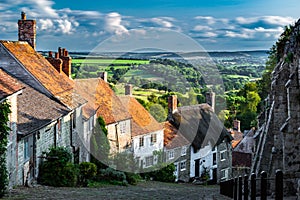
xmin=174 ymin=162 xmax=179 ymax=181
xmin=212 ymin=168 xmax=217 ymax=184
xmin=195 ymin=159 xmax=200 ymax=177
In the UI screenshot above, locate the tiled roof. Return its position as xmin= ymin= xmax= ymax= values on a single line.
xmin=18 ymin=83 xmax=70 ymax=135
xmin=75 ymin=78 xmax=131 ymax=124
xmin=0 ymin=68 xmax=23 ymax=100
xmin=163 ymin=121 xmax=190 ymax=149
xmin=119 ymin=95 xmax=163 ymax=137
xmin=0 ymin=41 xmax=85 ymax=109
xmin=170 ymin=103 xmax=232 ymax=151
xmin=230 ymin=130 xmax=244 ymax=148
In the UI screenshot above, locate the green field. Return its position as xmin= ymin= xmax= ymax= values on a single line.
xmin=72 ymin=58 xmax=150 ymax=65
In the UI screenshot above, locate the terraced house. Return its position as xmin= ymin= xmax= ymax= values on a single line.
xmin=0 ymin=13 xmax=89 ymax=187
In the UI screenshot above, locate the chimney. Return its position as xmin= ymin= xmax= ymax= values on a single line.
xmin=46 ymin=52 xmax=63 ymax=73
xmin=18 ymin=12 xmax=36 ymax=49
xmin=206 ymin=91 xmax=215 ymax=112
xmin=98 ymin=72 xmax=108 ymax=82
xmin=57 ymin=47 xmax=72 ymax=78
xmin=168 ymin=95 xmax=177 ymax=120
xmin=125 ymin=84 xmax=133 ymax=96
xmin=233 ymin=120 xmax=241 ymax=132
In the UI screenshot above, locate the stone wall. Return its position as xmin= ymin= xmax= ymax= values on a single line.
xmin=254 ymin=19 xmax=300 ymax=195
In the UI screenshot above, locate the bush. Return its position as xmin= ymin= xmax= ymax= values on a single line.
xmin=79 ymin=162 xmax=97 ymax=186
xmin=38 ymin=147 xmax=78 ymax=187
xmin=125 ymin=172 xmax=142 ymax=185
xmin=142 ymin=163 xmax=176 ymax=182
xmin=97 ymin=167 xmax=127 ymax=185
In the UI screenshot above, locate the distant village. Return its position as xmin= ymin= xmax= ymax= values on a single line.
xmin=1 ymin=12 xmax=299 ymax=198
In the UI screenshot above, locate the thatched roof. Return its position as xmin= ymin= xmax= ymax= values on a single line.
xmin=170 ymin=103 xmax=232 ymax=151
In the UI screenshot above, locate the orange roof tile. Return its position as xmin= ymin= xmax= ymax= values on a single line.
xmin=1 ymin=41 xmax=85 ymax=109
xmin=119 ymin=96 xmax=163 ymax=137
xmin=75 ymin=78 xmax=131 ymax=124
xmin=0 ymin=68 xmax=23 ymax=99
xmin=230 ymin=130 xmax=244 ymax=148
xmin=163 ymin=121 xmax=190 ymax=149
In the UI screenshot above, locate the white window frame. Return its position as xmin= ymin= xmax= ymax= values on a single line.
xmin=220 ymin=168 xmax=228 ymax=180
xmin=220 ymin=150 xmax=226 ymax=161
xmin=151 ymin=133 xmax=157 ymax=144
xmin=139 ymin=136 xmax=144 ymax=147
xmin=168 ymin=150 xmax=175 ymax=160
xmin=145 ymin=156 xmax=154 ymax=167
xmin=24 ymin=137 xmax=30 ymax=161
xmin=181 ymin=146 xmax=187 ymax=156
xmin=180 ymin=160 xmax=186 ymax=171
xmin=120 ymin=121 xmax=126 ymax=134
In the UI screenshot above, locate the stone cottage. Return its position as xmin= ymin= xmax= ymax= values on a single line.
xmin=165 ymin=94 xmax=233 ymax=183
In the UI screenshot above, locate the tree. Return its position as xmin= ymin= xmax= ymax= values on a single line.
xmin=0 ymin=101 xmax=11 ymax=197
xmin=149 ymin=104 xmax=167 ymax=122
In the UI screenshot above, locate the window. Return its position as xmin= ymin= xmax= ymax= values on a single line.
xmin=24 ymin=138 xmax=30 ymax=161
xmin=180 ymin=160 xmax=186 ymax=171
xmin=221 ymin=169 xmax=228 ymax=180
xmin=145 ymin=156 xmax=153 ymax=167
xmin=71 ymin=111 xmax=76 ymax=129
xmin=139 ymin=137 xmax=144 ymax=147
xmin=151 ymin=134 xmax=157 ymax=144
xmin=168 ymin=150 xmax=174 ymax=160
xmin=57 ymin=118 xmax=62 ymax=135
xmin=220 ymin=151 xmax=226 ymax=161
xmin=213 ymin=153 xmax=217 ymax=165
xmin=120 ymin=122 xmax=126 ymax=134
xmin=181 ymin=146 xmax=187 ymax=156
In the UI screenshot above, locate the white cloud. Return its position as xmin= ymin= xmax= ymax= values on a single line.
xmin=193 ymin=25 xmax=212 ymax=31
xmin=39 ymin=19 xmax=54 ymax=30
xmin=202 ymin=32 xmax=218 ymax=37
xmin=236 ymin=16 xmax=295 ymax=26
xmin=105 ymin=12 xmax=129 ymax=35
xmin=194 ymin=16 xmax=216 ymax=25
xmin=151 ymin=18 xmax=173 ymax=28
xmin=225 ymin=29 xmax=254 ymax=39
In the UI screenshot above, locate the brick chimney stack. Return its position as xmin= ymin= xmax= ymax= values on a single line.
xmin=18 ymin=12 xmax=36 ymax=49
xmin=59 ymin=47 xmax=72 ymax=78
xmin=98 ymin=72 xmax=108 ymax=82
xmin=233 ymin=120 xmax=241 ymax=132
xmin=168 ymin=95 xmax=177 ymax=120
xmin=46 ymin=51 xmax=63 ymax=73
xmin=125 ymin=84 xmax=133 ymax=96
xmin=206 ymin=91 xmax=215 ymax=112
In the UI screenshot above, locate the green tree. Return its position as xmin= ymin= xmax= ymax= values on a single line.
xmin=149 ymin=104 xmax=167 ymax=122
xmin=0 ymin=101 xmax=11 ymax=197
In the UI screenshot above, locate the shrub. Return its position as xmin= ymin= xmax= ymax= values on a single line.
xmin=0 ymin=102 xmax=11 ymax=197
xmin=142 ymin=163 xmax=176 ymax=183
xmin=125 ymin=172 xmax=142 ymax=185
xmin=79 ymin=162 xmax=97 ymax=186
xmin=97 ymin=167 xmax=127 ymax=185
xmin=38 ymin=147 xmax=78 ymax=187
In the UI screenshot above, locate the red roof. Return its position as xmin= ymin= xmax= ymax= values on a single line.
xmin=0 ymin=68 xmax=23 ymax=99
xmin=163 ymin=121 xmax=190 ymax=149
xmin=119 ymin=95 xmax=163 ymax=136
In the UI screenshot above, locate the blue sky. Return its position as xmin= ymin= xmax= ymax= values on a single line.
xmin=0 ymin=0 xmax=298 ymax=51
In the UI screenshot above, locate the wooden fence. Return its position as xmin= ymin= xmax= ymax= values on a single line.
xmin=220 ymin=170 xmax=283 ymax=200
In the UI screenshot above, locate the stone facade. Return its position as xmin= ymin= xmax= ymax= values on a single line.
xmin=253 ymin=19 xmax=300 ymax=195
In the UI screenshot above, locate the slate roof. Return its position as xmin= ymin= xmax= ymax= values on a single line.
xmin=119 ymin=95 xmax=163 ymax=137
xmin=75 ymin=78 xmax=131 ymax=124
xmin=17 ymin=82 xmax=70 ymax=135
xmin=0 ymin=68 xmax=23 ymax=100
xmin=0 ymin=41 xmax=85 ymax=109
xmin=170 ymin=103 xmax=232 ymax=151
xmin=163 ymin=121 xmax=190 ymax=149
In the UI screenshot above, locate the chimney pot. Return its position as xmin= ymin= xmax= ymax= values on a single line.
xmin=62 ymin=48 xmax=66 ymax=56
xmin=48 ymin=51 xmax=53 ymax=58
xmin=233 ymin=120 xmax=241 ymax=132
xmin=206 ymin=91 xmax=215 ymax=112
xmin=125 ymin=84 xmax=133 ymax=96
xmin=168 ymin=95 xmax=177 ymax=115
xmin=21 ymin=12 xmax=26 ymax=20
xmin=65 ymin=50 xmax=68 ymax=57
xmin=58 ymin=47 xmax=62 ymax=57
xmin=55 ymin=52 xmax=59 ymax=59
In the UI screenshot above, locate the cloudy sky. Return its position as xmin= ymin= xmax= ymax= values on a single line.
xmin=0 ymin=0 xmax=298 ymax=51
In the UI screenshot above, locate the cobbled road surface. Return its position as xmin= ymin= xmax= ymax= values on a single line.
xmin=3 ymin=181 xmax=231 ymax=200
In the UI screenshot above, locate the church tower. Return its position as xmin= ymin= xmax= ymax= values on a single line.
xmin=18 ymin=12 xmax=36 ymax=49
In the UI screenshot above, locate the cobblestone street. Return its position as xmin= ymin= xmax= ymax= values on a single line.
xmin=3 ymin=181 xmax=231 ymax=200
